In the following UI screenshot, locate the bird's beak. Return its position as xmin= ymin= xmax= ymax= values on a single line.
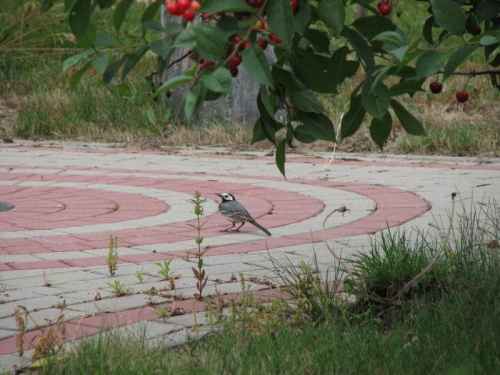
xmin=215 ymin=193 xmax=222 ymax=198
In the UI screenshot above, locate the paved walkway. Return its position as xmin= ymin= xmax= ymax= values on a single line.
xmin=0 ymin=142 xmax=499 ymax=371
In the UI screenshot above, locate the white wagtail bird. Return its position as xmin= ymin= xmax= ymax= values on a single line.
xmin=216 ymin=193 xmax=271 ymax=236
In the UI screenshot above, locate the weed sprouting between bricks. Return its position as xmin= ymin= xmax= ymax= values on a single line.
xmin=107 ymin=235 xmax=118 ymax=276
xmin=187 ymin=191 xmax=209 ymax=299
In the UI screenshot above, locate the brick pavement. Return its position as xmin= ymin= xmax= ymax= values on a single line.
xmin=0 ymin=142 xmax=499 ymax=371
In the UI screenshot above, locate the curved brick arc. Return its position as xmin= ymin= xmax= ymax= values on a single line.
xmin=0 ymin=166 xmax=429 ymax=271
xmin=0 ymin=184 xmax=169 ymax=232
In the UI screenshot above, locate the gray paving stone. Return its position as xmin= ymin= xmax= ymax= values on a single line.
xmin=0 ymin=308 xmax=83 ymax=331
xmin=68 ymin=294 xmax=151 ymax=314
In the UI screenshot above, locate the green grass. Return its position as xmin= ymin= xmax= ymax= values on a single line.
xmin=36 ymin=200 xmax=500 ymax=375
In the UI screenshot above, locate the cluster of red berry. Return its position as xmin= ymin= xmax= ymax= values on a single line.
xmin=378 ymin=0 xmax=391 ymax=16
xmin=190 ymin=0 xmax=300 ymax=79
xmin=429 ymin=82 xmax=470 ymax=103
xmin=165 ymin=0 xmax=201 ymax=22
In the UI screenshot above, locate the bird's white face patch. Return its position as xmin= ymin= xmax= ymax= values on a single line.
xmin=219 ymin=193 xmax=235 ymax=201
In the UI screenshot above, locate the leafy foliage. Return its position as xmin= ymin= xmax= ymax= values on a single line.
xmin=56 ymin=0 xmax=500 ymax=176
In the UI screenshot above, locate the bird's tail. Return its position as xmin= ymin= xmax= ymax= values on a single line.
xmin=249 ymin=220 xmax=271 ymax=236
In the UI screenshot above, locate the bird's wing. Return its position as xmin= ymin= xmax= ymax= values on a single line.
xmin=220 ymin=201 xmax=253 ymax=221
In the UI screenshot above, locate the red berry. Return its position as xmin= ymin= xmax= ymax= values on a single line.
xmin=230 ymin=55 xmax=242 ymax=67
xmin=379 ymin=4 xmax=391 ymax=16
xmin=290 ymin=0 xmax=299 ymax=12
xmin=177 ymin=0 xmax=191 ymax=11
xmin=233 ymin=36 xmax=243 ymax=44
xmin=256 ymin=39 xmax=268 ymax=50
xmin=166 ymin=3 xmax=182 ymax=15
xmin=189 ymin=0 xmax=201 ymax=11
xmin=429 ymin=82 xmax=443 ymax=94
xmin=182 ymin=9 xmax=196 ymax=21
xmin=233 ymin=12 xmax=250 ymax=20
xmin=199 ymin=61 xmax=215 ymax=71
xmin=456 ymin=91 xmax=469 ymax=103
xmin=243 ymin=41 xmax=252 ymax=49
xmin=468 ymin=25 xmax=481 ymax=35
xmin=268 ymin=33 xmax=282 ymax=44
xmin=230 ymin=66 xmax=239 ymax=77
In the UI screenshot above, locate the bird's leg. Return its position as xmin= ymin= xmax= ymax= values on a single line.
xmin=221 ymin=223 xmax=236 ymax=232
xmin=233 ymin=222 xmax=245 ymax=232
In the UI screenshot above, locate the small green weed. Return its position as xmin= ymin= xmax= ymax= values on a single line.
xmin=107 ymin=236 xmax=118 ymax=277
xmin=106 ymin=280 xmax=132 ymax=297
xmin=154 ymin=260 xmax=173 ymax=280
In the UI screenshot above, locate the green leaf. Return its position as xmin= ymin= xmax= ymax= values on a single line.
xmin=289 ymin=48 xmax=329 ymax=88
xmin=242 ymin=44 xmax=274 ymax=88
xmin=251 ymin=119 xmax=267 ymax=144
xmin=257 ymin=95 xmax=279 ymax=145
xmin=480 ymin=35 xmax=499 ymax=46
xmin=475 ymin=0 xmax=500 ymax=23
xmin=92 ymin=52 xmax=111 ymax=72
xmin=422 ymin=16 xmax=435 ymax=45
xmin=318 ymin=0 xmax=345 ymax=37
xmin=391 ymin=99 xmax=426 ymax=136
xmin=141 ymin=0 xmax=161 ymax=23
xmin=390 ymin=46 xmax=409 ymax=62
xmin=113 ymin=0 xmax=134 ymax=33
xmin=76 ymin=23 xmax=96 ymax=48
xmin=150 ymin=37 xmax=172 ymax=58
xmin=68 ymin=0 xmax=91 ymax=37
xmin=64 ymin=0 xmax=78 ymax=12
xmin=95 ymin=31 xmax=118 ymax=48
xmin=294 ymin=126 xmax=316 ymax=144
xmin=341 ymin=95 xmax=365 ymax=139
xmin=361 ymin=79 xmax=391 ymax=120
xmin=372 ymin=31 xmax=405 ymax=47
xmin=174 ymin=27 xmax=196 ymax=48
xmin=266 ymin=0 xmax=295 ymax=46
xmin=63 ymin=49 xmax=93 ymax=73
xmin=343 ymin=28 xmax=375 ymax=72
xmin=294 ymin=1 xmax=311 ymax=34
xmin=295 ymin=112 xmax=336 ymax=142
xmin=326 ymin=47 xmax=359 ymax=93
xmin=415 ymin=51 xmax=447 ymax=79
xmin=389 ymin=79 xmax=425 ymax=97
xmin=289 ymin=90 xmax=323 ymax=113
xmin=276 ymin=139 xmax=287 ymax=178
xmin=431 ymin=0 xmax=466 ymax=35
xmin=272 ymin=66 xmax=305 ymax=90
xmin=103 ymin=57 xmax=125 ymax=86
xmin=352 ymin=15 xmax=397 ymax=39
xmin=303 ymin=29 xmax=330 ymax=53
xmin=184 ymin=84 xmax=203 ymax=121
xmin=202 ymin=0 xmax=253 ymax=14
xmin=121 ymin=45 xmax=149 ymax=81
xmin=370 ymin=112 xmax=392 ymax=150
xmin=443 ymin=45 xmax=476 ymax=81
xmin=259 ymin=85 xmax=277 ymax=116
xmin=96 ymin=0 xmax=114 ymax=9
xmin=202 ymin=67 xmax=233 ymax=94
xmin=69 ymin=59 xmax=93 ymax=91
xmin=191 ymin=25 xmax=227 ymax=59
xmin=154 ymin=74 xmax=193 ymax=98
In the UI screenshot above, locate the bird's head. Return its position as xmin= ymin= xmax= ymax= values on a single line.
xmin=216 ymin=193 xmax=236 ymax=202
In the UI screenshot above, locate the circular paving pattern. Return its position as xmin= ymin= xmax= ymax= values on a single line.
xmin=0 ymin=165 xmax=429 ymax=272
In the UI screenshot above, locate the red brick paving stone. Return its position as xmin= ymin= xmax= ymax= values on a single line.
xmin=8 ymin=260 xmax=70 ymax=270
xmin=75 ymin=308 xmax=158 ymax=330
xmin=0 ymin=263 xmax=13 ymax=271
xmin=124 ymin=233 xmax=194 ymax=246
xmin=119 ymin=253 xmax=176 ymax=263
xmin=4 ymin=244 xmax=53 ymax=255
